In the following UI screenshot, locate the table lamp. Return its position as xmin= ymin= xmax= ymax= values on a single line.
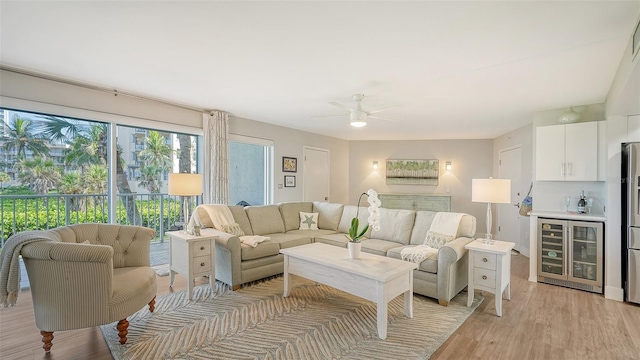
xmin=168 ymin=173 xmax=203 ymax=234
xmin=472 ymin=178 xmax=511 ymax=244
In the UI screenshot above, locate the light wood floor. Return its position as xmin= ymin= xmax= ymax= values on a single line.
xmin=1 ymin=254 xmax=638 ymax=360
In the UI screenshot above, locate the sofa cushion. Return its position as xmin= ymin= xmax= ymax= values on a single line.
xmin=228 ymin=205 xmax=254 ymax=236
xmin=286 ymin=229 xmax=336 ymax=240
xmin=240 ymin=240 xmax=281 ymax=261
xmin=267 ymin=233 xmax=312 ymax=249
xmin=299 ymin=212 xmax=319 ymax=230
xmin=370 ymin=208 xmax=415 ymax=245
xmin=361 ymin=239 xmax=404 ymax=257
xmin=337 ymin=205 xmax=372 ymax=238
xmin=387 ymin=246 xmax=438 ymax=273
xmin=278 ymin=202 xmax=313 ymax=231
xmin=245 ymin=205 xmax=286 ymax=235
xmin=410 ymin=211 xmax=438 ymax=245
xmin=312 ymin=202 xmax=344 ymax=231
xmin=457 ymin=214 xmax=476 ymax=238
xmin=314 ymin=233 xmax=350 ymax=248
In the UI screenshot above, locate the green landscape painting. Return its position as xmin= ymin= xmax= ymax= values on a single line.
xmin=386 ymin=159 xmax=439 ymax=185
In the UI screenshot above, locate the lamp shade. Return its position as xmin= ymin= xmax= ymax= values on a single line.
xmin=472 ymin=178 xmax=511 ymax=204
xmin=168 ymin=173 xmax=203 ymax=196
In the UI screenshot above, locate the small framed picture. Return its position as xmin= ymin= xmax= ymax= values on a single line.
xmin=282 ymin=156 xmax=297 ymax=172
xmin=284 ymin=175 xmax=296 ymax=187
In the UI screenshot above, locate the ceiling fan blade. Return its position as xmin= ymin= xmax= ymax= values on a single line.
xmin=367 ymin=106 xmax=399 ymax=115
xmin=369 ymin=115 xmax=398 ymax=122
xmin=329 ymin=101 xmax=354 ymax=111
xmin=311 ymin=114 xmax=347 ymax=118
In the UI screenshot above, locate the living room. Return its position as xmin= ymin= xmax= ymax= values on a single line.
xmin=1 ymin=1 xmax=640 ymax=359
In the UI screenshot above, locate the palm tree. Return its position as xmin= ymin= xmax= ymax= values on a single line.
xmin=138 ymin=164 xmax=160 ymax=193
xmin=139 ymin=131 xmax=173 ymax=190
xmin=0 ymin=172 xmax=10 ymax=190
xmin=41 ymin=116 xmax=141 ymax=225
xmin=84 ymin=164 xmax=107 ymax=207
xmin=18 ymin=157 xmax=61 ymax=194
xmin=59 ymin=172 xmax=85 ymax=211
xmin=1 ymin=115 xmax=49 ymax=160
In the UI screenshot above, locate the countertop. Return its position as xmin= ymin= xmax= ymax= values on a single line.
xmin=529 ymin=210 xmax=606 ymax=222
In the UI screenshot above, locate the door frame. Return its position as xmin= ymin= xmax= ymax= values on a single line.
xmin=498 ymin=145 xmax=526 ymax=254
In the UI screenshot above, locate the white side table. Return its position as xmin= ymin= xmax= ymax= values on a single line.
xmin=167 ymin=231 xmax=217 ymax=300
xmin=465 ymin=239 xmax=515 ymax=317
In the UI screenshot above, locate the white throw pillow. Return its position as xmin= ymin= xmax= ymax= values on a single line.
xmin=423 ymin=230 xmax=454 ymax=249
xmin=299 ymin=212 xmax=319 ymax=230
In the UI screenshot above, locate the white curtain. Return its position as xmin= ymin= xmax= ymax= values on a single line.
xmin=203 ymin=110 xmax=230 ymax=204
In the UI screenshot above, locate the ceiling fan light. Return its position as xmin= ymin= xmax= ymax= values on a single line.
xmin=350 ymin=110 xmax=367 ymax=127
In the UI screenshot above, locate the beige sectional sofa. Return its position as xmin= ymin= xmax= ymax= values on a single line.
xmin=197 ymin=201 xmax=476 ymax=306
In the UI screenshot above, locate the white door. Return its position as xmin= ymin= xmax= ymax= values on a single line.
xmin=303 ymin=147 xmax=330 ymax=202
xmin=498 ymin=146 xmax=524 ymax=253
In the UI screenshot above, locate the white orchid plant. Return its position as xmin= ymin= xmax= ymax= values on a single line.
xmin=346 ymin=189 xmax=381 ymax=243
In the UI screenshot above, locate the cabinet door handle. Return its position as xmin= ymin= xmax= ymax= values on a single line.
xmin=200 ymin=246 xmax=205 ymax=250
xmin=482 ymin=258 xmax=488 ymax=262
xmin=482 ymin=275 xmax=488 ymax=280
xmin=567 ymin=162 xmax=573 ymax=176
xmin=561 ymin=162 xmax=565 ymax=177
xmin=200 ymin=262 xmax=206 ymax=267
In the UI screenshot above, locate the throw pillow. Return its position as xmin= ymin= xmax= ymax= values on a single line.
xmin=299 ymin=212 xmax=319 ymax=230
xmin=423 ymin=230 xmax=454 ymax=249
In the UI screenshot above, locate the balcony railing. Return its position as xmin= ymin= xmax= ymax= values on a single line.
xmin=0 ymin=193 xmax=190 ymax=248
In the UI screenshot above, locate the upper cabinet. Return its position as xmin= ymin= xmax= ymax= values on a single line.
xmin=536 ymin=122 xmax=599 ymax=181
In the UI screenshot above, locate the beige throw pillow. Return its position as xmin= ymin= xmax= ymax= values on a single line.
xmin=299 ymin=212 xmax=319 ymax=230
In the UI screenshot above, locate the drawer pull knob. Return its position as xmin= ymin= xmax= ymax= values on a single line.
xmin=200 ymin=246 xmax=205 ymax=250
xmin=482 ymin=275 xmax=487 ymax=280
xmin=200 ymin=262 xmax=205 ymax=267
xmin=482 ymin=258 xmax=488 ymax=262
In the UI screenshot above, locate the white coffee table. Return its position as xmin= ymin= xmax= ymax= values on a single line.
xmin=280 ymin=243 xmax=418 ymax=339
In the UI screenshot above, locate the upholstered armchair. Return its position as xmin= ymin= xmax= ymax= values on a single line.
xmin=19 ymin=224 xmax=158 ymax=352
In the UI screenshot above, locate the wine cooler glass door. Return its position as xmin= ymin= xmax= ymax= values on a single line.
xmin=569 ymin=221 xmax=603 ymax=286
xmin=538 ymin=220 xmax=566 ymax=280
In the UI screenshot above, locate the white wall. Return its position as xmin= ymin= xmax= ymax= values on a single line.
xmin=348 ymin=139 xmax=493 ymax=235
xmin=229 ymin=116 xmax=349 ymax=204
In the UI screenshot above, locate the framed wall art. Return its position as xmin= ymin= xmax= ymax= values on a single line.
xmin=282 ymin=156 xmax=297 ymax=172
xmin=284 ymin=175 xmax=296 ymax=187
xmin=386 ymin=159 xmax=439 ymax=185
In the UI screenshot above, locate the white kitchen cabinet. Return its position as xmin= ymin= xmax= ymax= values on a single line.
xmin=535 ymin=121 xmax=598 ymax=181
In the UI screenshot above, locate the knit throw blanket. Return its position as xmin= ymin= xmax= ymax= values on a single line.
xmin=401 ymin=212 xmax=465 ymax=263
xmin=0 ymin=230 xmax=60 ymax=307
xmin=190 ymin=204 xmax=245 ymax=237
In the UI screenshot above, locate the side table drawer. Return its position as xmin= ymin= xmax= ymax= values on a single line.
xmin=474 ymin=252 xmax=497 ymax=270
xmin=193 ymin=240 xmax=211 ymax=257
xmin=473 ymin=268 xmax=496 ymax=289
xmin=193 ymin=255 xmax=212 ymax=274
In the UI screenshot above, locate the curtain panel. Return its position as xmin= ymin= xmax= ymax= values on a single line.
xmin=203 ymin=111 xmax=230 ymax=204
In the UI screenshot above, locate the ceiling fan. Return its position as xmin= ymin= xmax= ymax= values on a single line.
xmin=316 ymin=94 xmax=398 ymax=127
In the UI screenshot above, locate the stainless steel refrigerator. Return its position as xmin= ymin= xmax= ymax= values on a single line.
xmin=622 ymin=143 xmax=640 ymax=304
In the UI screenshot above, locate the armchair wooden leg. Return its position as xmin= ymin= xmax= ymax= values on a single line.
xmin=117 ymin=319 xmax=129 ymax=345
xmin=148 ymin=296 xmax=156 ymax=312
xmin=40 ymin=330 xmax=54 ymax=352
xmin=438 ymin=299 xmax=449 ymax=307
xmin=232 ymin=285 xmax=241 ymax=291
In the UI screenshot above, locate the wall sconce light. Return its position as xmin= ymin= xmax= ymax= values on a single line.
xmin=372 ymin=161 xmax=379 ymax=170
xmin=445 ymin=161 xmax=452 ymax=171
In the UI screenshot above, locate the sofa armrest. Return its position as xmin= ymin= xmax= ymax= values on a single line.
xmin=437 ymin=236 xmax=475 ymax=305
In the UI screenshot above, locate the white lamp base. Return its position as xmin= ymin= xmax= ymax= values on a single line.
xmin=485 ymin=202 xmax=495 ymax=244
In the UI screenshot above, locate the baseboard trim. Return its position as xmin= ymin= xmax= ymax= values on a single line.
xmin=604 ymin=286 xmax=624 ymax=302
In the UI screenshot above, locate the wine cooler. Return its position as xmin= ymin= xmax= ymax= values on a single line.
xmin=537 ymin=218 xmax=603 ymax=293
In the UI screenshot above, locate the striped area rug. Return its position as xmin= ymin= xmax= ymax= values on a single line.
xmin=100 ymin=276 xmax=483 ymax=360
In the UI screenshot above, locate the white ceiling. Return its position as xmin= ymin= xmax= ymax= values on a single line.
xmin=1 ymin=1 xmax=639 ymax=140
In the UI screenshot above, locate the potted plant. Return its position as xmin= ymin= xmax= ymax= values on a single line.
xmin=346 ymin=189 xmax=381 ymax=258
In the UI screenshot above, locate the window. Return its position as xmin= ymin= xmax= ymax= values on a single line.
xmin=229 ymin=134 xmax=273 ymax=206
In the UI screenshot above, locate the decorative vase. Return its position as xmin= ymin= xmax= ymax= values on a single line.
xmin=348 ymin=241 xmax=361 ymax=259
